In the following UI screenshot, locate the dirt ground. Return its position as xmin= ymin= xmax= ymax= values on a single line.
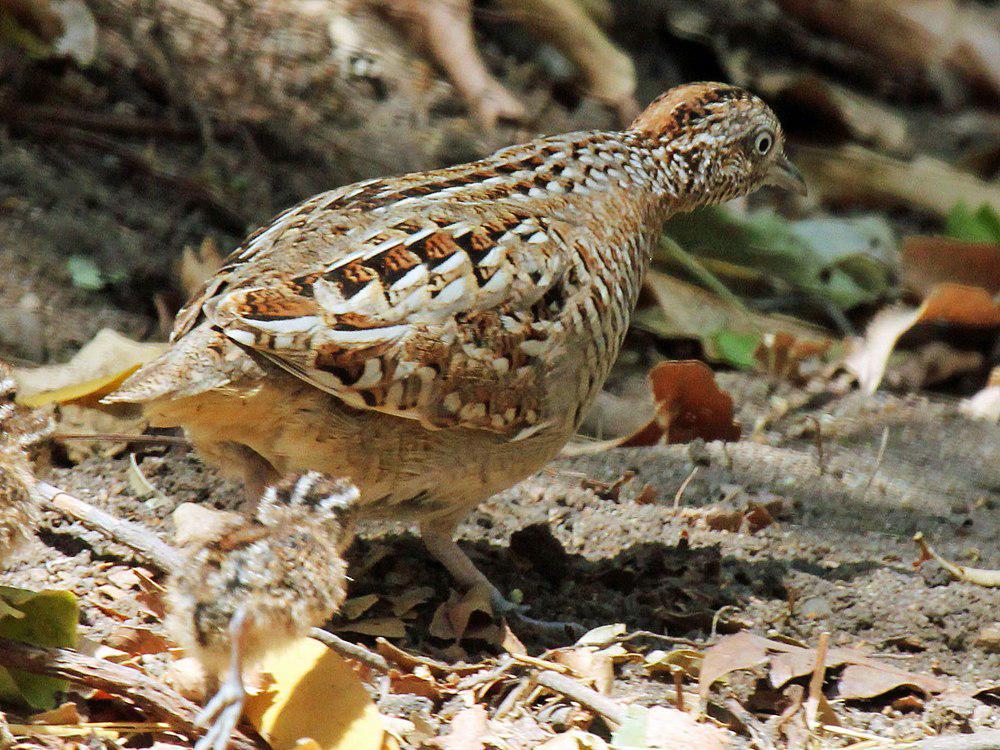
xmin=2 ymin=197 xmax=998 ymax=746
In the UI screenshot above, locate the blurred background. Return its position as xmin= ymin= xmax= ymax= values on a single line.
xmin=0 ymin=0 xmax=997 ymax=413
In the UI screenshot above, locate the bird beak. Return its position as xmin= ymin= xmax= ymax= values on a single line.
xmin=766 ymin=154 xmax=808 ymax=196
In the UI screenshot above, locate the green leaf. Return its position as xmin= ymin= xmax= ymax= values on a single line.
xmin=661 ymin=207 xmax=898 ymax=311
xmin=0 ymin=587 xmax=78 ymax=710
xmin=66 ymin=256 xmax=104 ymax=290
xmin=707 ymin=329 xmax=760 ymax=370
xmin=611 ymin=705 xmax=651 ymax=749
xmin=945 ymin=203 xmax=1000 ymax=245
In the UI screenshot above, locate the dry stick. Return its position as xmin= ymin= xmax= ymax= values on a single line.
xmin=309 ymin=628 xmax=389 ymax=674
xmin=897 ymin=731 xmax=1000 ymax=750
xmin=35 ymin=481 xmax=183 ymax=571
xmin=0 ymin=638 xmax=259 ymax=750
xmin=53 ymin=433 xmax=193 ymax=448
xmin=804 ymin=631 xmax=830 ymax=731
xmin=861 ymin=426 xmax=890 ymax=500
xmin=36 ymin=481 xmax=390 ymax=670
xmin=672 ymin=466 xmax=699 ymax=509
xmin=534 ymin=670 xmax=628 ymax=726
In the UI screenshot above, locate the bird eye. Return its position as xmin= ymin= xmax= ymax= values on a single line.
xmin=754 ymin=131 xmax=773 ymax=156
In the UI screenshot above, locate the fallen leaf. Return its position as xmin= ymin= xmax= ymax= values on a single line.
xmin=428 ymin=586 xmax=494 ymax=641
xmin=636 ymin=269 xmax=832 ymax=369
xmin=901 ymin=236 xmax=1000 ymax=296
xmin=243 ymin=637 xmax=386 ymax=750
xmin=14 ymin=329 xmax=166 ymax=408
xmin=334 ymin=617 xmax=408 ymax=639
xmin=178 ymin=237 xmax=225 ymax=299
xmin=537 ymin=729 xmax=609 ymax=749
xmin=797 ymin=144 xmax=1000 ymax=218
xmin=104 ymin=625 xmax=171 ymax=655
xmin=626 ymin=361 xmax=741 ymax=446
xmin=699 ymin=631 xmax=947 ymax=704
xmin=171 ymin=503 xmax=243 ymax=547
xmin=0 ymin=587 xmax=78 ymax=710
xmin=575 ymin=624 xmax=626 ymax=648
xmin=611 ymin=705 xmax=727 ymax=750
xmin=960 ymin=366 xmax=1000 ymax=423
xmin=28 ymin=701 xmax=82 ymax=724
xmin=845 ymin=283 xmax=1000 ymax=394
xmin=342 ymin=594 xmax=381 ymax=621
xmin=430 ymin=705 xmax=489 ymax=750
xmin=551 ymin=648 xmax=615 ymax=696
xmin=644 ymin=649 xmax=703 ymax=679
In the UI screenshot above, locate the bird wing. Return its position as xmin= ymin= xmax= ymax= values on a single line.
xmin=177 ymin=186 xmax=584 ymax=436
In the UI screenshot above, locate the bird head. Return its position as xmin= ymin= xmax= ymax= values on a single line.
xmin=629 ymin=82 xmax=806 ymax=205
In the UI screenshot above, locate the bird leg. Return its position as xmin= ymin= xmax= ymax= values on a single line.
xmin=385 ymin=0 xmax=526 ymax=128
xmin=195 ymin=608 xmax=251 ymax=750
xmin=420 ymin=525 xmax=584 ymax=640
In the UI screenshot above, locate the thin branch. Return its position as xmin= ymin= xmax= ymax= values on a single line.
xmin=534 ymin=669 xmax=628 ymax=726
xmin=309 ymin=628 xmax=389 ymax=674
xmin=53 ymin=433 xmax=192 ymax=448
xmin=0 ymin=637 xmax=260 ymax=750
xmin=35 ymin=481 xmax=183 ymax=571
xmin=37 ymin=480 xmax=390 ymax=671
xmin=898 ymin=731 xmax=1000 ymax=750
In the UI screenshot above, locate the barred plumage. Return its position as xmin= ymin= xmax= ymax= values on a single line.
xmin=109 ymin=82 xmax=804 ymax=614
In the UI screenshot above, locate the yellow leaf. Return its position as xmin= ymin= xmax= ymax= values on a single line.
xmin=17 ymin=365 xmax=140 ymax=409
xmin=243 ymin=637 xmax=386 ymax=750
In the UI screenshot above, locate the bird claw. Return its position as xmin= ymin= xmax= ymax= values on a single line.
xmin=194 ymin=676 xmax=246 ymax=750
xmin=471 ymin=84 xmax=527 ymax=129
xmin=489 ymin=588 xmax=587 ymax=641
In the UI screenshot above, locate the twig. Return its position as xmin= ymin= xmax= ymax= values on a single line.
xmin=673 ymin=466 xmax=698 ymax=509
xmin=309 ymin=628 xmax=389 ymax=673
xmin=53 ymin=433 xmax=193 ymax=448
xmin=0 ymin=638 xmax=259 ymax=750
xmin=0 ymin=103 xmax=203 ymax=139
xmin=35 ymin=481 xmax=182 ymax=571
xmin=894 ymin=731 xmax=1000 ymax=750
xmin=913 ymin=533 xmax=1000 ymax=587
xmin=805 ymin=632 xmax=830 ymax=730
xmin=807 ymin=416 xmax=826 ymax=475
xmin=534 ymin=669 xmax=628 ymax=726
xmin=862 ymin=426 xmax=889 ymax=500
xmin=37 ymin=480 xmax=390 ymax=669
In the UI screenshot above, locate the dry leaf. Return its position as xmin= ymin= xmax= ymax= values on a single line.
xmin=342 ymin=594 xmax=381 ymax=621
xmin=537 ymin=729 xmax=609 ymax=750
xmin=960 ymin=366 xmax=1000 ymax=423
xmin=612 ymin=705 xmax=728 ymax=750
xmin=700 ymin=632 xmax=947 ymax=703
xmin=334 ymin=617 xmax=408 ymax=639
xmin=551 ymin=648 xmax=615 ymax=696
xmin=178 ymin=237 xmax=225 ymax=299
xmin=901 ymin=236 xmax=1000 ymax=297
xmin=624 ymin=361 xmax=741 ymax=446
xmin=171 ymin=504 xmax=243 ymax=547
xmin=428 ymin=586 xmax=494 ymax=641
xmin=430 ymin=705 xmax=489 ymax=750
xmin=797 ymin=145 xmax=1000 ymax=218
xmin=845 ymin=283 xmax=1000 ymax=394
xmin=754 ymin=332 xmax=831 ymax=382
xmin=28 ymin=702 xmax=82 ymax=725
xmin=13 ymin=329 xmax=166 ymax=408
xmin=243 ymin=637 xmax=386 ymax=750
xmin=104 ymin=625 xmax=171 ymax=655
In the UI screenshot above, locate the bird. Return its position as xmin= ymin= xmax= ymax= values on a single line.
xmin=166 ymin=471 xmax=358 ymax=750
xmin=0 ymin=363 xmax=52 ymax=562
xmin=108 ymin=81 xmax=806 ymax=626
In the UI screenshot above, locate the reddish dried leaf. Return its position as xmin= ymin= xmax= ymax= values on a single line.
xmin=902 ymin=236 xmax=1000 ymax=296
xmin=622 ymin=361 xmax=741 ymax=447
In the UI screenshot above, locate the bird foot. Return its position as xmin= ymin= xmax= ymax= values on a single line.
xmin=489 ymin=588 xmax=586 ymax=642
xmin=194 ymin=674 xmax=246 ymax=750
xmin=471 ymin=84 xmax=527 ymax=129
